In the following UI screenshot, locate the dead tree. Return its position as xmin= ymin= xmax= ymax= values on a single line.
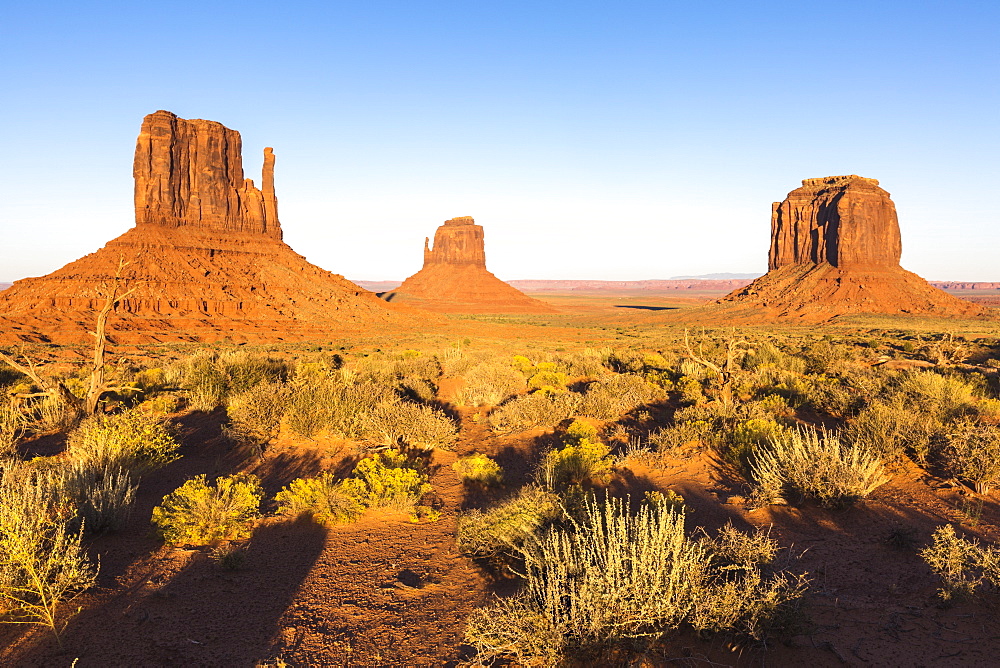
xmin=683 ymin=329 xmax=751 ymax=407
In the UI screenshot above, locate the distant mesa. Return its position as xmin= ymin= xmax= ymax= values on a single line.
xmin=669 ymin=273 xmax=762 ymax=281
xmin=0 ymin=110 xmax=413 ymax=343
xmin=383 ymin=217 xmax=555 ymax=313
xmin=707 ymin=175 xmax=990 ymax=321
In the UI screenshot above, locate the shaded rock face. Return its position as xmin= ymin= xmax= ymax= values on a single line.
xmin=0 ymin=111 xmax=414 ymax=343
xmin=422 ymin=216 xmax=486 ymax=267
xmin=386 ymin=217 xmax=554 ymax=314
xmin=134 ymin=110 xmax=281 ymax=238
xmin=769 ymin=175 xmax=901 ymax=270
xmin=702 ymin=175 xmax=991 ymax=323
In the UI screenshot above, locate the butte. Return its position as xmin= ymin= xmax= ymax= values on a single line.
xmin=383 ymin=216 xmax=554 ymax=314
xmin=0 ymin=110 xmax=416 ymax=343
xmin=697 ymin=175 xmax=991 ymax=322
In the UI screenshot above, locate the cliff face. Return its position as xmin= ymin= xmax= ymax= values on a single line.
xmin=0 ymin=111 xmax=416 ymax=343
xmin=422 ymin=216 xmax=487 ymax=267
xmin=133 ymin=110 xmax=281 ymax=238
xmin=387 ymin=217 xmax=554 ymax=314
xmin=768 ymin=175 xmax=901 ymax=270
xmin=703 ymin=175 xmax=991 ymax=322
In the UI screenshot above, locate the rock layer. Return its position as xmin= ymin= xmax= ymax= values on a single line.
xmin=0 ymin=111 xmax=417 ymax=343
xmin=704 ymin=176 xmax=990 ymax=322
xmin=385 ymin=217 xmax=554 ymax=314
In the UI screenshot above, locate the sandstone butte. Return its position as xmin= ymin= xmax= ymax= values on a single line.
xmin=384 ymin=216 xmax=555 ymax=314
xmin=702 ymin=175 xmax=991 ymax=322
xmin=0 ymin=110 xmax=419 ymax=344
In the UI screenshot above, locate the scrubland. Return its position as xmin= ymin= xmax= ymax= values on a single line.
xmin=2 ymin=306 xmax=1000 ymax=665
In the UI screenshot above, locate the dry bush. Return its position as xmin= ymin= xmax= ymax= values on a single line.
xmin=452 ymin=453 xmax=503 ymax=486
xmin=0 ymin=464 xmax=97 ymax=643
xmin=0 ymin=399 xmax=26 ymax=459
xmin=578 ymin=373 xmax=665 ymax=420
xmin=181 ymin=351 xmax=291 ymax=411
xmin=843 ymin=398 xmax=943 ymax=464
xmin=455 ymin=361 xmax=526 ymax=407
xmin=275 ymin=472 xmax=363 ymax=525
xmin=749 ymin=427 xmax=889 ymax=507
xmin=225 ymin=381 xmax=291 ymax=450
xmin=488 ymin=391 xmax=580 ymax=433
xmin=555 ymin=348 xmax=611 ymax=378
xmin=152 ymin=473 xmax=263 ymax=546
xmin=365 ymin=402 xmax=458 ymax=450
xmin=457 ymin=486 xmax=561 ymax=560
xmin=647 ymin=420 xmax=713 ymax=457
xmin=284 ymin=373 xmax=390 ymax=438
xmin=896 ymin=370 xmax=979 ymax=421
xmin=940 ymin=420 xmax=1000 ymax=494
xmin=61 ymin=460 xmax=137 ymax=534
xmin=68 ymin=408 xmax=180 ymax=475
xmin=465 ymin=495 xmax=805 ymax=665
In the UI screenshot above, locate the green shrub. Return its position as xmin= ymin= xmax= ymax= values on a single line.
xmin=541 ymin=421 xmax=612 ymax=491
xmin=488 ymin=392 xmax=580 ymax=433
xmin=920 ymin=524 xmax=988 ymax=601
xmin=465 ymin=495 xmax=806 ymax=665
xmin=275 ymin=472 xmax=363 ymax=525
xmin=749 ymin=427 xmax=889 ymax=507
xmin=68 ymin=409 xmax=180 ymax=475
xmin=527 ymin=369 xmax=568 ymax=393
xmin=455 ymin=362 xmax=526 ymax=407
xmin=456 ymin=487 xmax=561 ymax=559
xmin=452 ymin=454 xmax=503 ymax=486
xmin=0 ymin=464 xmax=97 ymax=642
xmin=340 ymin=450 xmax=432 ymax=515
xmin=151 ymin=473 xmax=263 ymax=546
xmin=896 ymin=370 xmax=979 ymax=422
xmin=579 ymin=373 xmax=665 ymax=420
xmin=843 ymin=398 xmax=943 ymax=464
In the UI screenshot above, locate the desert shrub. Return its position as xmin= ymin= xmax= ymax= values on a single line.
xmin=0 ymin=399 xmax=26 ymax=459
xmin=340 ymin=450 xmax=432 ymax=516
xmin=701 ymin=522 xmax=778 ymax=567
xmin=399 ymin=377 xmax=436 ymax=403
xmin=721 ymin=418 xmax=791 ymax=471
xmin=457 ymin=487 xmax=562 ymax=559
xmin=555 ymin=348 xmax=610 ymax=378
xmin=452 ymin=454 xmax=503 ymax=486
xmin=748 ymin=427 xmax=889 ymax=507
xmin=27 ymin=393 xmax=77 ymax=434
xmin=225 ymin=380 xmax=290 ymax=450
xmin=68 ymin=409 xmax=180 ymax=475
xmin=0 ymin=464 xmax=97 ymax=642
xmin=488 ymin=391 xmax=580 ymax=433
xmin=455 ymin=361 xmax=526 ymax=407
xmin=284 ymin=373 xmax=390 ymax=438
xmin=676 ymin=376 xmax=706 ymax=405
xmin=578 ymin=373 xmax=664 ymax=420
xmin=151 ymin=473 xmax=263 ymax=546
xmin=465 ymin=495 xmax=805 ymax=665
xmin=366 ymin=401 xmax=458 ymax=450
xmin=61 ymin=461 xmax=137 ymax=534
xmin=540 ymin=421 xmax=613 ymax=492
xmin=896 ymin=370 xmax=979 ymax=422
xmin=648 ymin=420 xmax=713 ymax=457
xmin=920 ymin=525 xmax=988 ymax=601
xmin=843 ymin=398 xmax=943 ymax=464
xmin=136 ymin=392 xmax=184 ymax=415
xmin=742 ymin=341 xmax=806 ymax=374
xmin=940 ymin=420 xmax=1000 ymax=494
xmin=182 ymin=351 xmax=290 ymax=411
xmin=275 ymin=472 xmax=363 ymax=525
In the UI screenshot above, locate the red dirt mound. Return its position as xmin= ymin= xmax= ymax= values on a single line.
xmin=691 ymin=175 xmax=991 ymax=323
xmin=384 ymin=217 xmax=555 ymax=314
xmin=0 ymin=111 xmax=421 ymax=344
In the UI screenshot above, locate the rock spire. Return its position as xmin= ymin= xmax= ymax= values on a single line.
xmin=0 ymin=111 xmax=416 ymax=343
xmin=385 ymin=217 xmax=554 ymax=314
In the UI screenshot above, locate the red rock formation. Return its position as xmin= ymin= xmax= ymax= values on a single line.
xmin=0 ymin=111 xmax=419 ymax=343
xmin=704 ymin=176 xmax=991 ymax=322
xmin=386 ymin=217 xmax=554 ymax=314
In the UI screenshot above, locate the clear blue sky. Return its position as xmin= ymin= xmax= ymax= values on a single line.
xmin=2 ymin=1 xmax=998 ymax=281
